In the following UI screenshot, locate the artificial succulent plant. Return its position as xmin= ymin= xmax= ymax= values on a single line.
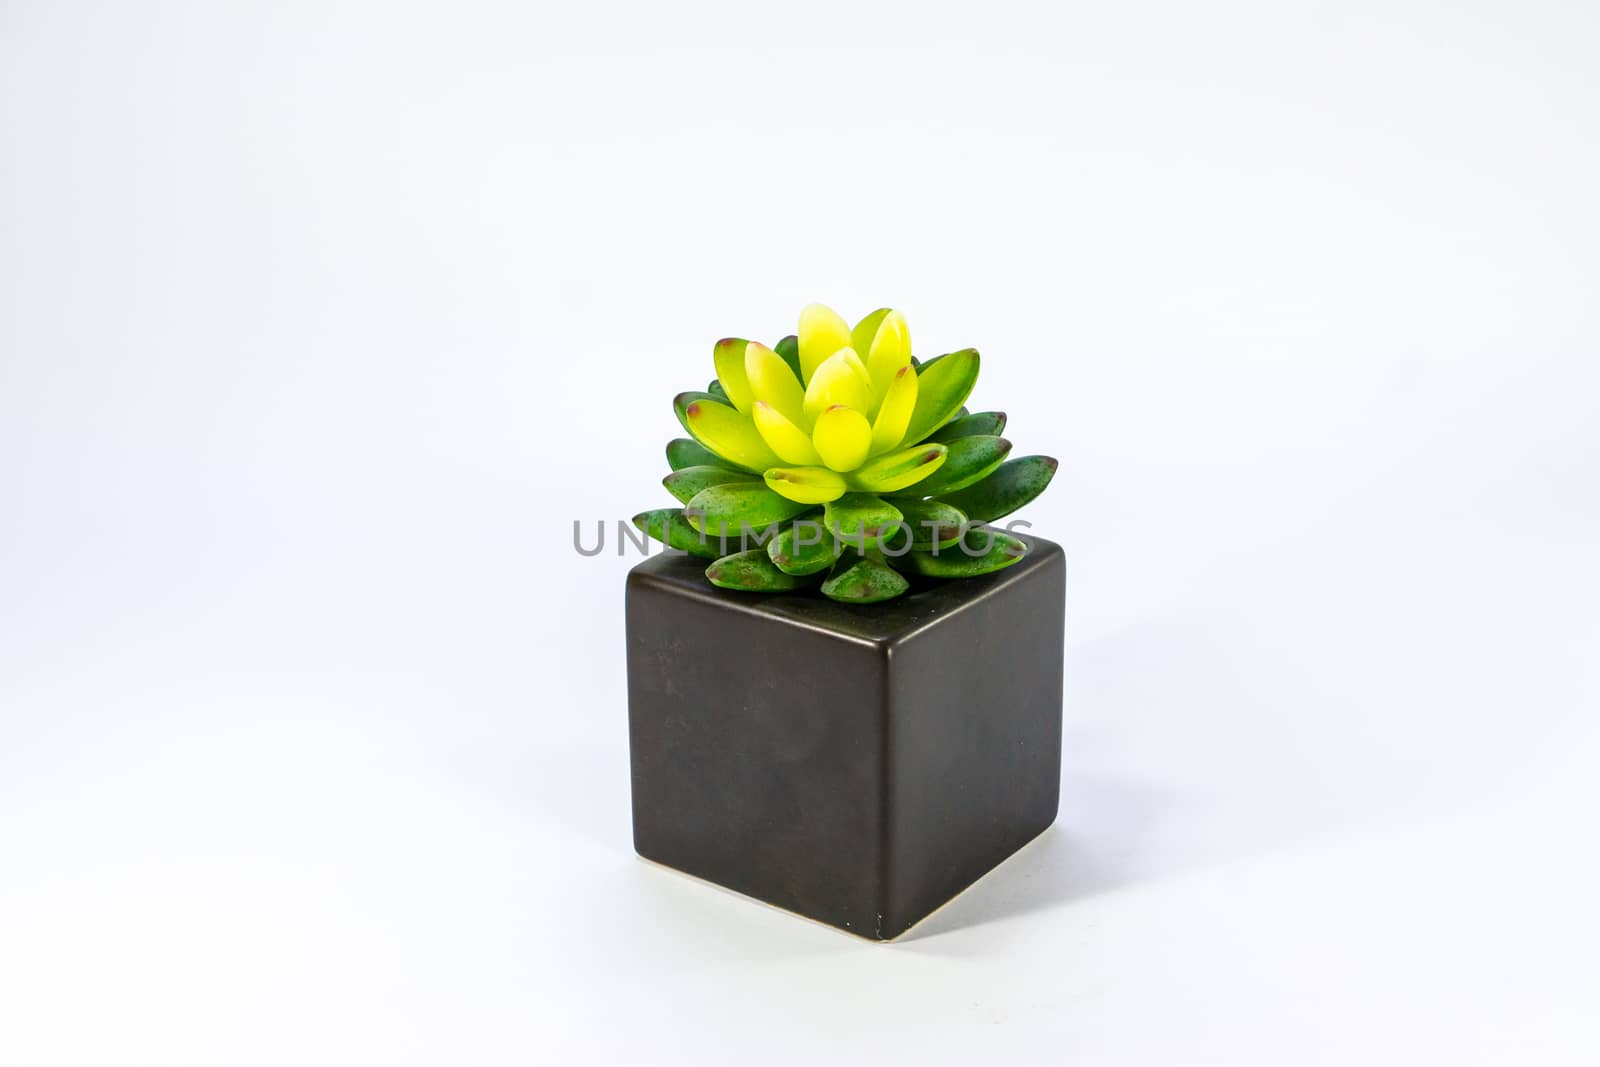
xmin=632 ymin=304 xmax=1057 ymax=603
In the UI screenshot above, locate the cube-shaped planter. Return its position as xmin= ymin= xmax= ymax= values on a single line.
xmin=625 ymin=531 xmax=1065 ymax=940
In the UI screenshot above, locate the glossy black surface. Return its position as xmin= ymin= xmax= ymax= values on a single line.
xmin=625 ymin=533 xmax=1066 ymax=940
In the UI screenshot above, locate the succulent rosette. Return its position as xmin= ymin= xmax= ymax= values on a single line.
xmin=633 ymin=304 xmax=1057 ymax=603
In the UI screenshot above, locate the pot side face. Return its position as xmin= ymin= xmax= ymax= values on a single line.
xmin=625 ymin=532 xmax=1066 ymax=940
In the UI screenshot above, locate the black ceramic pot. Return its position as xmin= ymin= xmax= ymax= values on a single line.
xmin=625 ymin=531 xmax=1065 ymax=940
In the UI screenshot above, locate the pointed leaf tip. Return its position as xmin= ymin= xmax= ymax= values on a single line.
xmin=852 ymin=442 xmax=948 ymax=494
xmin=895 ymin=528 xmax=1028 ymax=578
xmin=869 ymin=360 xmax=919 ymax=455
xmin=927 ymin=410 xmax=1008 ymax=444
xmin=712 ymin=338 xmax=755 ymax=412
xmin=932 ymin=455 xmax=1058 ymax=522
xmin=903 ymin=348 xmax=980 ymax=445
xmin=902 ymin=435 xmax=1012 ymax=496
xmin=631 ymin=507 xmax=720 ymax=559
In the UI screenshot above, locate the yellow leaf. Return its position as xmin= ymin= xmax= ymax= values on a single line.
xmin=869 ymin=363 xmax=918 ymax=454
xmin=811 ymin=405 xmax=873 ymax=472
xmin=684 ymin=399 xmax=784 ymax=471
xmin=797 ymin=303 xmax=852 ymax=383
xmin=863 ymin=309 xmax=911 ymax=405
xmin=764 ymin=466 xmax=848 ymax=504
xmin=850 ymin=308 xmax=892 ymax=363
xmin=744 ymin=341 xmax=807 ymax=425
xmin=712 ymin=338 xmax=754 ymax=412
xmin=801 ymin=348 xmax=874 ymax=424
xmin=752 ymin=401 xmax=823 ymax=466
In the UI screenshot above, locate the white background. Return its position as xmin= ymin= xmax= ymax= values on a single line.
xmin=4 ymin=1 xmax=1598 ymax=1064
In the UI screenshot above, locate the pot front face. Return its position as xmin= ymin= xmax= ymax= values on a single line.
xmin=625 ymin=533 xmax=1065 ymax=940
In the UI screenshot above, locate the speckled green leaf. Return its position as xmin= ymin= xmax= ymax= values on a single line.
xmin=683 ymin=482 xmax=811 ymax=540
xmin=894 ymin=436 xmax=1011 ymax=497
xmin=895 ymin=528 xmax=1029 ymax=578
xmin=823 ymin=493 xmax=903 ymax=546
xmin=662 ymin=465 xmax=757 ymax=505
xmin=631 ymin=508 xmax=719 ymax=559
xmin=926 ymin=411 xmax=1007 ymax=443
xmin=706 ymin=379 xmax=729 ymax=402
xmin=706 ymin=548 xmax=817 ymax=592
xmin=934 ymin=456 xmax=1059 ymax=522
xmin=880 ymin=498 xmax=967 ymax=552
xmin=820 ymin=555 xmax=910 ymax=603
xmin=666 ymin=438 xmax=741 ymax=472
xmin=767 ymin=517 xmax=838 ymax=576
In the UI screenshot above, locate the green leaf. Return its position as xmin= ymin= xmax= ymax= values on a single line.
xmin=879 ymin=498 xmax=967 ymax=551
xmin=915 ymin=352 xmax=968 ymax=377
xmin=767 ymin=517 xmax=838 ymax=576
xmin=821 ymin=555 xmax=910 ymax=603
xmin=895 ymin=528 xmax=1029 ymax=578
xmin=666 ymin=438 xmax=741 ymax=472
xmin=851 ymin=442 xmax=948 ymax=493
xmin=632 ymin=508 xmax=720 ymax=559
xmin=902 ymin=349 xmax=979 ymax=445
xmin=823 ymin=493 xmax=903 ymax=546
xmin=706 ymin=378 xmax=729 ymax=402
xmin=850 ymin=308 xmax=892 ymax=361
xmin=706 ymin=548 xmax=819 ymax=592
xmin=772 ymin=334 xmax=804 ymax=382
xmin=926 ymin=411 xmax=1007 ymax=443
xmin=683 ymin=482 xmax=811 ymax=542
xmin=899 ymin=436 xmax=1011 ymax=497
xmin=663 ymin=465 xmax=757 ymax=505
xmin=934 ymin=456 xmax=1058 ymax=522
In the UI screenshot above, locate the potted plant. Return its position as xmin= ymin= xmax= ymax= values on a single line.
xmin=627 ymin=304 xmax=1063 ymax=940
